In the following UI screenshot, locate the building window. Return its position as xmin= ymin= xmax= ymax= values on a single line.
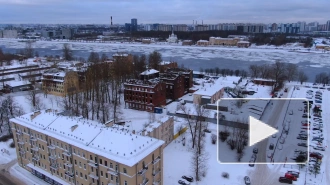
xmin=85 ymin=175 xmax=87 ymax=180
xmin=75 ymin=160 xmax=77 ymax=165
xmin=110 ymin=163 xmax=113 ymax=168
xmin=123 ymin=168 xmax=127 ymax=174
xmin=101 ymin=171 xmax=103 ymax=176
xmin=110 ymin=175 xmax=113 ymax=180
xmin=79 ymin=162 xmax=82 ymax=167
xmin=99 ymin=159 xmax=102 ymax=165
xmin=80 ymin=172 xmax=82 ymax=178
xmin=104 ymin=160 xmax=108 ymax=167
xmin=124 ymin=181 xmax=128 ymax=185
xmin=84 ymin=164 xmax=86 ymax=169
xmin=106 ymin=173 xmax=108 ymax=179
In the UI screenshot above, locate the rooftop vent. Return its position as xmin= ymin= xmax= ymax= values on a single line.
xmin=71 ymin=124 xmax=79 ymax=132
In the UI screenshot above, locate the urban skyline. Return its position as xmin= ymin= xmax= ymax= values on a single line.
xmin=0 ymin=0 xmax=329 ymax=24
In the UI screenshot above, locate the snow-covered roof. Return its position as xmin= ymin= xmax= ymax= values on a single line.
xmin=197 ymin=40 xmax=209 ymax=42
xmin=237 ymin=41 xmax=250 ymax=44
xmin=113 ymin=53 xmax=129 ymax=57
xmin=140 ymin=69 xmax=159 ymax=75
xmin=5 ymin=81 xmax=30 ymax=87
xmin=43 ymin=68 xmax=66 ymax=77
xmin=193 ymin=77 xmax=237 ymax=96
xmin=11 ymin=110 xmax=164 ymax=167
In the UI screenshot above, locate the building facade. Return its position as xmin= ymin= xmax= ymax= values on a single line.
xmin=124 ymin=79 xmax=166 ymax=112
xmin=1 ymin=30 xmax=18 ymax=38
xmin=159 ymin=73 xmax=185 ymax=100
xmin=166 ymin=68 xmax=193 ymax=93
xmin=11 ymin=110 xmax=164 ymax=185
xmin=143 ymin=116 xmax=174 ymax=147
xmin=131 ymin=18 xmax=138 ymax=32
xmin=42 ymin=69 xmax=79 ymax=97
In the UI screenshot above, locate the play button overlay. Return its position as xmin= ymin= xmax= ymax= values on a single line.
xmin=217 ymin=98 xmax=309 ymax=165
xmin=249 ymin=116 xmax=278 ymax=147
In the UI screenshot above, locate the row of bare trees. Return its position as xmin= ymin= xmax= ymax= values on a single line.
xmin=200 ymin=67 xmax=248 ymax=77
xmin=179 ymin=104 xmax=209 ymax=181
xmin=249 ymin=61 xmax=308 ymax=87
xmin=53 ymin=46 xmax=165 ymax=124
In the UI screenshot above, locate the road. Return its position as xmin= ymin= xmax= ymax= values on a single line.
xmin=0 ymin=159 xmax=25 ymax=185
xmin=250 ymin=93 xmax=291 ymax=185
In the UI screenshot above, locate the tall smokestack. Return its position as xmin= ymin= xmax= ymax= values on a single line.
xmin=111 ymin=16 xmax=112 ymax=25
xmin=202 ymin=20 xmax=203 ymax=25
xmin=193 ymin=20 xmax=194 ymax=25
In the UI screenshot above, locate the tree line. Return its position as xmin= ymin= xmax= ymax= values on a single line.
xmin=249 ymin=33 xmax=313 ymax=47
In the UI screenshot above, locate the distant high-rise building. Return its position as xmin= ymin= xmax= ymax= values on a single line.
xmin=125 ymin=23 xmax=131 ymax=32
xmin=326 ymin=20 xmax=330 ymax=31
xmin=131 ymin=18 xmax=138 ymax=32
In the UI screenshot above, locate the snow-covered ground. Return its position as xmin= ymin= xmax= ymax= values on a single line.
xmin=0 ymin=139 xmax=17 ymax=164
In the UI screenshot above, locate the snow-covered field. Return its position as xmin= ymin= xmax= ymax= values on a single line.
xmin=1 ymin=39 xmax=330 ymax=67
xmin=0 ymin=139 xmax=17 ymax=164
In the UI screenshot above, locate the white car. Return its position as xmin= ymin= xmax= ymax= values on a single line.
xmin=313 ymin=146 xmax=326 ymax=151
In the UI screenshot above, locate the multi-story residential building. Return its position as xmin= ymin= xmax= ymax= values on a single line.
xmin=11 ymin=109 xmax=164 ymax=185
xmin=142 ymin=116 xmax=174 ymax=147
xmin=157 ymin=24 xmax=172 ymax=32
xmin=172 ymin=24 xmax=187 ymax=32
xmin=41 ymin=68 xmax=79 ymax=96
xmin=124 ymin=79 xmax=166 ymax=112
xmin=131 ymin=18 xmax=138 ymax=32
xmin=194 ymin=25 xmax=208 ymax=32
xmin=327 ymin=20 xmax=330 ymax=31
xmin=1 ymin=30 xmax=18 ymax=38
xmin=159 ymin=61 xmax=178 ymax=73
xmin=159 ymin=73 xmax=185 ymax=100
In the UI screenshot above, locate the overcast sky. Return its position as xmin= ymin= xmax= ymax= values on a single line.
xmin=0 ymin=0 xmax=329 ymax=24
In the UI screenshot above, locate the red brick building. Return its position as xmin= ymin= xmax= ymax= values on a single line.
xmin=160 ymin=73 xmax=185 ymax=100
xmin=159 ymin=61 xmax=178 ymax=73
xmin=166 ymin=68 xmax=193 ymax=93
xmin=124 ymin=79 xmax=166 ymax=112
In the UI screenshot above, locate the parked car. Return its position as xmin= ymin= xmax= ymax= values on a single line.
xmin=182 ymin=176 xmax=193 ymax=182
xmin=249 ymin=159 xmax=255 ymax=167
xmin=310 ymin=152 xmax=323 ymax=160
xmin=298 ymin=143 xmax=307 ymax=147
xmin=288 ymin=110 xmax=293 ymax=115
xmin=178 ymin=180 xmax=190 ymax=185
xmin=244 ymin=176 xmax=251 ymax=185
xmin=278 ymin=177 xmax=293 ymax=184
xmin=285 ymin=173 xmax=297 ymax=181
xmin=287 ymin=171 xmax=299 ymax=178
xmin=313 ymin=146 xmax=326 ymax=151
xmin=302 ymin=114 xmax=311 ymax=118
xmin=297 ymin=136 xmax=307 ymax=140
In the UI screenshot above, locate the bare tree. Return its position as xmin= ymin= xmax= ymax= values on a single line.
xmin=315 ymin=72 xmax=329 ymax=85
xmin=62 ymin=43 xmax=73 ymax=61
xmin=249 ymin=64 xmax=260 ymax=78
xmin=191 ymin=139 xmax=208 ymax=181
xmin=26 ymin=90 xmax=44 ymax=111
xmin=24 ymin=41 xmax=34 ymax=58
xmin=286 ymin=63 xmax=298 ymax=82
xmin=179 ymin=104 xmax=209 ymax=149
xmin=269 ymin=61 xmax=287 ymax=89
xmin=298 ymin=70 xmax=308 ymax=85
xmin=148 ymin=51 xmax=162 ymax=70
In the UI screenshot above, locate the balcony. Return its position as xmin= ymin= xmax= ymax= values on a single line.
xmin=65 ymin=171 xmax=74 ymax=177
xmin=31 ymin=146 xmax=39 ymax=152
xmin=47 ymin=145 xmax=56 ymax=150
xmin=16 ymin=130 xmax=22 ymax=135
xmin=88 ymin=160 xmax=98 ymax=168
xmin=152 ymin=179 xmax=161 ymax=185
xmin=32 ymin=156 xmax=40 ymax=162
xmin=19 ymin=150 xmax=26 ymax=154
xmin=152 ymin=156 xmax=161 ymax=164
xmin=49 ymin=154 xmax=57 ymax=160
xmin=17 ymin=141 xmax=25 ymax=145
xmin=50 ymin=164 xmax=58 ymax=170
xmin=107 ymin=168 xmax=119 ymax=176
xmin=88 ymin=173 xmax=99 ymax=180
xmin=152 ymin=168 xmax=161 ymax=176
xmin=138 ymin=168 xmax=148 ymax=175
xmin=140 ymin=178 xmax=149 ymax=185
xmin=64 ymin=162 xmax=73 ymax=168
xmin=62 ymin=150 xmax=71 ymax=157
xmin=30 ymin=137 xmax=37 ymax=142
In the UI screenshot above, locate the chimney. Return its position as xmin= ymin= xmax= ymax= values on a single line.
xmin=30 ymin=111 xmax=41 ymax=121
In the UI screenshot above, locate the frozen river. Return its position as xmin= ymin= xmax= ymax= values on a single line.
xmin=1 ymin=39 xmax=330 ymax=82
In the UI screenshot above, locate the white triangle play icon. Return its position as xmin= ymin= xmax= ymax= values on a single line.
xmin=249 ymin=116 xmax=278 ymax=147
